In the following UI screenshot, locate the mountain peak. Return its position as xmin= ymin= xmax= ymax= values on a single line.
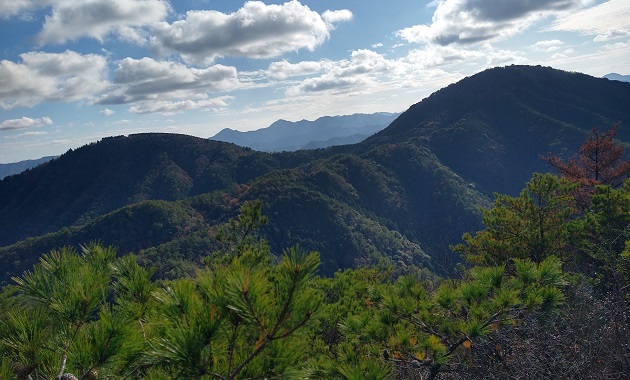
xmin=210 ymin=112 xmax=400 ymax=152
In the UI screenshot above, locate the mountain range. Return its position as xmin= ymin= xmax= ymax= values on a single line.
xmin=210 ymin=112 xmax=400 ymax=151
xmin=0 ymin=156 xmax=56 ymax=180
xmin=1 ymin=65 xmax=629 ymax=284
xmin=604 ymin=73 xmax=630 ymax=82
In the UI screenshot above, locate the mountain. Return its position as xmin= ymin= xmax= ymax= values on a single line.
xmin=301 ymin=133 xmax=372 ymax=150
xmin=604 ymin=73 xmax=630 ymax=82
xmin=210 ymin=112 xmax=400 ymax=151
xmin=1 ymin=65 xmax=629 ymax=285
xmin=368 ymin=65 xmax=630 ymax=196
xmin=0 ymin=156 xmax=56 ymax=180
xmin=0 ymin=134 xmax=306 ymax=247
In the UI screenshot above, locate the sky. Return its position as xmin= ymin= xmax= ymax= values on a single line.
xmin=1 ymin=0 xmax=629 ymax=163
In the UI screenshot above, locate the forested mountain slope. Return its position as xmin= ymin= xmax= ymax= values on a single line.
xmin=1 ymin=65 xmax=629 ymax=284
xmin=365 ymin=65 xmax=630 ymax=195
xmin=0 ymin=156 xmax=56 ymax=180
xmin=0 ymin=134 xmax=298 ymax=246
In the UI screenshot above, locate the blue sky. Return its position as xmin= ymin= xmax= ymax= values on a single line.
xmin=1 ymin=0 xmax=629 ymax=163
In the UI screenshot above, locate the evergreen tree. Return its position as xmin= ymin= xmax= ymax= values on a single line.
xmin=455 ymin=173 xmax=576 ymax=265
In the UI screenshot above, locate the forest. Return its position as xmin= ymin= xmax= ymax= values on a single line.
xmin=0 ymin=125 xmax=628 ymax=379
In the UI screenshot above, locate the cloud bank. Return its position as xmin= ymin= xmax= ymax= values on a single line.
xmin=151 ymin=0 xmax=352 ymax=65
xmin=398 ymin=0 xmax=590 ymax=46
xmin=0 ymin=116 xmax=53 ymax=131
xmin=0 ymin=50 xmax=109 ymax=109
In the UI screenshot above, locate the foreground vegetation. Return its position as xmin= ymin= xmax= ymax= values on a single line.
xmin=1 ymin=126 xmax=628 ymax=379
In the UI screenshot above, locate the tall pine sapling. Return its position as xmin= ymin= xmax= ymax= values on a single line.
xmin=542 ymin=123 xmax=630 ymax=208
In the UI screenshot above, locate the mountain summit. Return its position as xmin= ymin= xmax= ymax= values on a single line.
xmin=365 ymin=65 xmax=630 ymax=195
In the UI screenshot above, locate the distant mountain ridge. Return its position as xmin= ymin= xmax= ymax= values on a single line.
xmin=210 ymin=112 xmax=400 ymax=151
xmin=604 ymin=73 xmax=630 ymax=82
xmin=0 ymin=156 xmax=56 ymax=180
xmin=1 ymin=65 xmax=629 ymax=285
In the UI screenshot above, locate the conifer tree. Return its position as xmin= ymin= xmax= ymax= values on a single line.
xmin=455 ymin=173 xmax=576 ymax=265
xmin=542 ymin=123 xmax=630 ymax=207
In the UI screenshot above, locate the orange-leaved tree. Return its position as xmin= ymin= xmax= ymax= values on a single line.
xmin=542 ymin=124 xmax=630 ymax=207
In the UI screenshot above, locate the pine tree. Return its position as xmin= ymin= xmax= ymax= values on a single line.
xmin=542 ymin=123 xmax=630 ymax=208
xmin=455 ymin=173 xmax=576 ymax=265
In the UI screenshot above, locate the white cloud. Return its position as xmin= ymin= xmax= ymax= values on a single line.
xmin=97 ymin=57 xmax=241 ymax=114
xmin=36 ymin=0 xmax=170 ymax=45
xmin=484 ymin=48 xmax=528 ymax=67
xmin=593 ymin=29 xmax=630 ymax=42
xmin=322 ymin=9 xmax=353 ymax=27
xmin=404 ymin=45 xmax=485 ymax=68
xmin=0 ymin=50 xmax=110 ymax=109
xmin=0 ymin=116 xmax=53 ymax=131
xmin=550 ymin=0 xmax=630 ymax=39
xmin=530 ymin=39 xmax=564 ymax=52
xmin=372 ymin=43 xmax=384 ymax=48
xmin=266 ymin=60 xmax=330 ymax=79
xmin=287 ymin=49 xmax=394 ymax=95
xmin=150 ymin=0 xmax=352 ymax=65
xmin=398 ymin=0 xmax=589 ymax=46
xmin=129 ymin=96 xmax=234 ymax=114
xmin=603 ymin=41 xmax=629 ymax=50
xmin=0 ymin=0 xmax=49 ymax=18
xmin=100 ymin=108 xmax=115 ymax=116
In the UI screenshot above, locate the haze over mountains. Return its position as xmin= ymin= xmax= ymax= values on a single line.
xmin=210 ymin=112 xmax=400 ymax=152
xmin=604 ymin=73 xmax=630 ymax=82
xmin=1 ymin=65 xmax=629 ymax=284
xmin=0 ymin=156 xmax=56 ymax=180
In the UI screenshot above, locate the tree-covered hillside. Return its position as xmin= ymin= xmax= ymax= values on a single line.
xmin=1 ymin=165 xmax=628 ymax=378
xmin=1 ymin=65 xmax=629 ymax=285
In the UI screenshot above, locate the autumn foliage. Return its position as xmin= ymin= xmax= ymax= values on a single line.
xmin=542 ymin=123 xmax=630 ymax=189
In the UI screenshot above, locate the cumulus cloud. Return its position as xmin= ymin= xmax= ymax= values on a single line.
xmin=287 ymin=49 xmax=395 ymax=95
xmin=405 ymin=45 xmax=485 ymax=67
xmin=549 ymin=0 xmax=630 ymax=40
xmin=100 ymin=57 xmax=240 ymax=103
xmin=129 ymin=96 xmax=234 ymax=114
xmin=286 ymin=42 xmax=532 ymax=97
xmin=0 ymin=116 xmax=53 ymax=131
xmin=150 ymin=0 xmax=352 ymax=65
xmin=36 ymin=0 xmax=170 ymax=44
xmin=97 ymin=57 xmax=240 ymax=114
xmin=530 ymin=39 xmax=564 ymax=52
xmin=100 ymin=108 xmax=115 ymax=116
xmin=322 ymin=9 xmax=353 ymax=26
xmin=0 ymin=50 xmax=110 ymax=109
xmin=0 ymin=0 xmax=49 ymax=18
xmin=266 ymin=60 xmax=330 ymax=79
xmin=593 ymin=30 xmax=630 ymax=42
xmin=398 ymin=0 xmax=589 ymax=46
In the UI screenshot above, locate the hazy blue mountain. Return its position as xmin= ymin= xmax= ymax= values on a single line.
xmin=0 ymin=156 xmax=56 ymax=180
xmin=604 ymin=73 xmax=630 ymax=82
xmin=210 ymin=112 xmax=400 ymax=151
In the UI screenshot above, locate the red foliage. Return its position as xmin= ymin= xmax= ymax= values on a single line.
xmin=543 ymin=123 xmax=630 ymax=188
xmin=543 ymin=124 xmax=630 ymax=208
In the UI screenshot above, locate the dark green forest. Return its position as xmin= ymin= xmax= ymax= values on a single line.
xmin=1 ymin=66 xmax=630 ymax=379
xmin=1 ymin=126 xmax=629 ymax=379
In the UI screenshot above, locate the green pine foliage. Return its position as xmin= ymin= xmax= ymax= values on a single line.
xmin=455 ymin=173 xmax=577 ymax=265
xmin=1 ymin=174 xmax=628 ymax=379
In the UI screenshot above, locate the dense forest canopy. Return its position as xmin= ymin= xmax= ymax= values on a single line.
xmin=0 ymin=66 xmax=629 ymax=379
xmin=1 ymin=125 xmax=628 ymax=379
